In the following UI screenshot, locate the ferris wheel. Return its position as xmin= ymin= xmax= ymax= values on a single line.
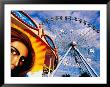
xmin=33 ymin=11 xmax=100 ymax=77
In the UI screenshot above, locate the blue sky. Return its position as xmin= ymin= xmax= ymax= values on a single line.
xmin=24 ymin=10 xmax=100 ymax=77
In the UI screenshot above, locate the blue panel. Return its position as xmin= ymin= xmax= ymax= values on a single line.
xmin=45 ymin=35 xmax=55 ymax=49
xmin=12 ymin=11 xmax=37 ymax=28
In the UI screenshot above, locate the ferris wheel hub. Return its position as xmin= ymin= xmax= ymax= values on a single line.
xmin=70 ymin=41 xmax=77 ymax=48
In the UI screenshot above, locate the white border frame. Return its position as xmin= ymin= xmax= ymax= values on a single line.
xmin=4 ymin=4 xmax=107 ymax=84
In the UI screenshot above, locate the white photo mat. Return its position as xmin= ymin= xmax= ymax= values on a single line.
xmin=4 ymin=4 xmax=107 ymax=84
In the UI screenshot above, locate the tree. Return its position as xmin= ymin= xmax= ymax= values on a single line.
xmin=79 ymin=72 xmax=90 ymax=77
xmin=62 ymin=74 xmax=71 ymax=77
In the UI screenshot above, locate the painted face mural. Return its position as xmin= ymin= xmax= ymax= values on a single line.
xmin=11 ymin=27 xmax=36 ymax=77
xmin=11 ymin=41 xmax=28 ymax=70
xmin=11 ymin=11 xmax=58 ymax=77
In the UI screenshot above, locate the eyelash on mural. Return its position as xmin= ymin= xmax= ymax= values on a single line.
xmin=11 ymin=46 xmax=20 ymax=55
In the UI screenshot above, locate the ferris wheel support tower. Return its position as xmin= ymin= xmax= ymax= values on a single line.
xmin=70 ymin=41 xmax=98 ymax=77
